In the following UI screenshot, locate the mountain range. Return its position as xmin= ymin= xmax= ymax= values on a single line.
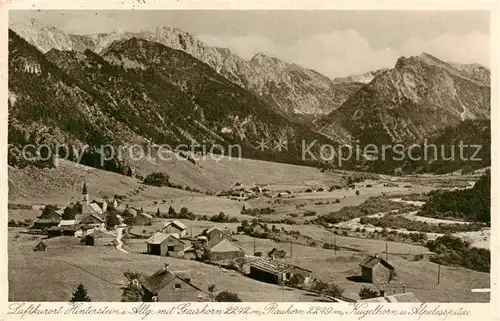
xmin=8 ymin=19 xmax=491 ymax=175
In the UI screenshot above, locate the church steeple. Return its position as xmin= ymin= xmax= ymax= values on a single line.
xmin=82 ymin=181 xmax=89 ymax=205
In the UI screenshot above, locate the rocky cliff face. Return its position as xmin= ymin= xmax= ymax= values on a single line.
xmin=319 ymin=53 xmax=490 ymax=145
xmin=8 ymin=29 xmax=334 ymax=172
xmin=10 ymin=19 xmax=360 ymax=118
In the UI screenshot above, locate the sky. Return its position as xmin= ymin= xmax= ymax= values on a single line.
xmin=10 ymin=10 xmax=490 ymax=78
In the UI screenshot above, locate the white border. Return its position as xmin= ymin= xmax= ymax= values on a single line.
xmin=0 ymin=1 xmax=499 ymax=321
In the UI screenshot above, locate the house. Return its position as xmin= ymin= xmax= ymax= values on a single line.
xmin=82 ymin=230 xmax=116 ymax=246
xmin=248 ymin=257 xmax=292 ymax=284
xmin=248 ymin=257 xmax=312 ymax=285
xmin=268 ymin=248 xmax=287 ymax=259
xmin=131 ymin=213 xmax=153 ymax=226
xmin=47 ymin=226 xmax=78 ymax=238
xmin=147 ymin=232 xmax=186 ymax=256
xmin=161 ymin=220 xmax=187 ymax=238
xmin=207 ymin=238 xmax=245 ymax=263
xmin=79 ymin=213 xmax=105 ymax=230
xmin=58 ymin=220 xmax=76 ymax=228
xmin=204 ymin=226 xmax=233 ymax=248
xmin=33 ymin=241 xmax=47 ymax=251
xmin=138 ymin=264 xmax=203 ymax=302
xmin=89 ymin=201 xmax=107 ymax=214
xmin=358 ymin=292 xmax=419 ymax=303
xmin=359 ymin=255 xmax=396 ymax=284
xmin=33 ymin=208 xmax=62 ymax=230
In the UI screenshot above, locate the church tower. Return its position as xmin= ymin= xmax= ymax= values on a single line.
xmin=82 ymin=181 xmax=89 ymax=205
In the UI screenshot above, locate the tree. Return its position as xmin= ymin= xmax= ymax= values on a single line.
xmin=326 ymin=283 xmax=344 ymax=298
xmin=143 ymin=172 xmax=170 ymax=187
xmin=62 ymin=205 xmax=76 ymax=220
xmin=121 ymin=270 xmax=144 ymax=302
xmin=70 ymin=284 xmax=91 ymax=302
xmin=156 ymin=208 xmax=161 ymax=217
xmin=355 ymin=190 xmax=360 ymax=196
xmin=359 ymin=286 xmax=380 ymax=300
xmin=208 ymin=284 xmax=216 ymax=301
xmin=311 ymin=280 xmax=329 ymax=293
xmin=168 ymin=206 xmax=176 ymax=216
xmin=105 ymin=213 xmax=120 ymax=230
xmin=215 ymin=291 xmax=241 ymax=302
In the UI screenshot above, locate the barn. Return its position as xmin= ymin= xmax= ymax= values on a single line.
xmin=207 ymin=239 xmax=245 ymax=263
xmin=161 ymin=220 xmax=187 ymax=238
xmin=147 ymin=232 xmax=186 ymax=256
xmin=359 ymin=255 xmax=396 ymax=284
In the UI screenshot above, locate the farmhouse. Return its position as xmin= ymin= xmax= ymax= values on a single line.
xmin=204 ymin=226 xmax=233 ymax=248
xmin=33 ymin=208 xmax=62 ymax=230
xmin=161 ymin=220 xmax=187 ymax=238
xmin=359 ymin=255 xmax=396 ymax=284
xmin=248 ymin=257 xmax=312 ymax=285
xmin=131 ymin=213 xmax=153 ymax=226
xmin=138 ymin=264 xmax=203 ymax=302
xmin=79 ymin=213 xmax=105 ymax=230
xmin=82 ymin=230 xmax=116 ymax=246
xmin=358 ymin=292 xmax=419 ymax=303
xmin=147 ymin=232 xmax=186 ymax=256
xmin=47 ymin=226 xmax=78 ymax=238
xmin=207 ymin=238 xmax=245 ymax=263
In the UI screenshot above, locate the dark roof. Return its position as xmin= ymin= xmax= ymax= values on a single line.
xmin=34 ymin=218 xmax=61 ymax=224
xmin=139 ymin=268 xmax=202 ymax=294
xmin=80 ymin=213 xmax=105 ymax=223
xmin=359 ymin=255 xmax=394 ymax=270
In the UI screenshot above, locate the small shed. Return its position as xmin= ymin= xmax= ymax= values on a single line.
xmin=359 ymin=255 xmax=396 ymax=284
xmin=33 ymin=241 xmax=47 ymax=252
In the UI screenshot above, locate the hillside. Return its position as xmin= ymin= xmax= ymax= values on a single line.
xmin=9 ymin=29 xmax=338 ymax=174
xmin=10 ymin=19 xmax=362 ymax=118
xmin=318 ymin=53 xmax=490 ymax=145
xmin=419 ymin=171 xmax=490 ymax=223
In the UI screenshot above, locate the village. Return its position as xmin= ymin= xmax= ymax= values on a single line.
xmin=8 ymin=168 xmax=490 ymax=303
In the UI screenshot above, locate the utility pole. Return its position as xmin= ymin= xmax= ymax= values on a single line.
xmin=281 ymin=281 xmax=285 ymax=302
xmin=437 ymin=264 xmax=441 ymax=284
xmin=334 ymin=235 xmax=337 ymax=256
xmin=290 ymin=242 xmax=292 ymax=258
xmin=253 ymin=236 xmax=256 ymax=255
xmin=213 ymin=264 xmax=216 ymax=284
xmin=385 ymin=242 xmax=388 ymax=261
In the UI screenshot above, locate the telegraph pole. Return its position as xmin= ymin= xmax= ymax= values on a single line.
xmin=334 ymin=235 xmax=337 ymax=256
xmin=437 ymin=264 xmax=441 ymax=284
xmin=290 ymin=242 xmax=293 ymax=258
xmin=385 ymin=242 xmax=388 ymax=261
xmin=253 ymin=236 xmax=256 ymax=255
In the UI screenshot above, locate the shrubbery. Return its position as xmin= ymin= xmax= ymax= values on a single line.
xmin=360 ymin=216 xmax=483 ymax=234
xmin=143 ymin=172 xmax=170 ymax=187
xmin=426 ymin=235 xmax=490 ymax=272
xmin=419 ymin=171 xmax=490 ymax=223
xmin=320 ymin=197 xmax=420 ymax=224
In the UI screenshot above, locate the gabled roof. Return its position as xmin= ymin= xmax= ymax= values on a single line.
xmin=359 ymin=292 xmax=419 ymax=303
xmin=147 ymin=232 xmax=169 ymax=244
xmin=359 ymin=255 xmax=394 ymax=270
xmin=164 ymin=220 xmax=187 ymax=230
xmin=209 ymin=238 xmax=244 ymax=253
xmin=35 ymin=218 xmax=61 ymax=224
xmin=80 ymin=213 xmax=105 ymax=224
xmin=249 ymin=257 xmax=290 ymax=275
xmin=139 ymin=268 xmax=202 ymax=294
